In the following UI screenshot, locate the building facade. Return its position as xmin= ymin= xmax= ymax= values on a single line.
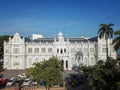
xmin=4 ymin=32 xmax=116 ymax=70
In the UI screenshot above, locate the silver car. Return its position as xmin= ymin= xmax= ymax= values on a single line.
xmin=6 ymin=77 xmax=16 ymax=86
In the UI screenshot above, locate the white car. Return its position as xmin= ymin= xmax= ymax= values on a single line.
xmin=22 ymin=78 xmax=31 ymax=86
xmin=6 ymin=77 xmax=16 ymax=86
xmin=32 ymin=79 xmax=38 ymax=85
xmin=18 ymin=73 xmax=26 ymax=78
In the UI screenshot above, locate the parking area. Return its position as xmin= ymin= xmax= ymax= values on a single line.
xmin=1 ymin=70 xmax=26 ymax=79
xmin=0 ymin=70 xmax=39 ymax=89
xmin=0 ymin=70 xmax=85 ymax=90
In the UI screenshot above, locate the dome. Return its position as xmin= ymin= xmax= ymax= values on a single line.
xmin=58 ymin=32 xmax=63 ymax=36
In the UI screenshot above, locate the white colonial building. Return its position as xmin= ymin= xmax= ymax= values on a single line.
xmin=4 ymin=32 xmax=116 ymax=70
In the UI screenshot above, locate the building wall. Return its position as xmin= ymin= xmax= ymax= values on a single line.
xmin=4 ymin=32 xmax=117 ymax=70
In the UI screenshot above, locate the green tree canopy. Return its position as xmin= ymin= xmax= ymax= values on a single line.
xmin=81 ymin=58 xmax=120 ymax=90
xmin=27 ymin=56 xmax=64 ymax=90
xmin=0 ymin=35 xmax=12 ymax=52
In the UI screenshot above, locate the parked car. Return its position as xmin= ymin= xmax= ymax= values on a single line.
xmin=32 ymin=79 xmax=38 ymax=85
xmin=14 ymin=79 xmax=24 ymax=86
xmin=6 ymin=77 xmax=16 ymax=86
xmin=22 ymin=78 xmax=31 ymax=86
xmin=0 ymin=77 xmax=8 ymax=86
xmin=40 ymin=81 xmax=46 ymax=86
xmin=18 ymin=73 xmax=26 ymax=78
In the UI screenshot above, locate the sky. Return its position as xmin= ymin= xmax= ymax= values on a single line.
xmin=0 ymin=0 xmax=120 ymax=38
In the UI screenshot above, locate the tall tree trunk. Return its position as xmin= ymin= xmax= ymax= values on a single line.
xmin=106 ymin=38 xmax=109 ymax=60
xmin=110 ymin=39 xmax=111 ymax=57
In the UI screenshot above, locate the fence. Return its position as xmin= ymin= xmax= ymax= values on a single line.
xmin=3 ymin=86 xmax=66 ymax=90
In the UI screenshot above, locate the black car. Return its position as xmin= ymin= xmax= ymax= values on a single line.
xmin=0 ymin=74 xmax=3 ymax=79
xmin=14 ymin=79 xmax=24 ymax=86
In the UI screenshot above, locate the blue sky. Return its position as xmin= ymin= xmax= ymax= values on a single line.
xmin=0 ymin=0 xmax=120 ymax=37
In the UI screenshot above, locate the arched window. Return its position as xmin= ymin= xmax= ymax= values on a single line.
xmin=66 ymin=60 xmax=68 ymax=69
xmin=84 ymin=57 xmax=88 ymax=66
xmin=61 ymin=60 xmax=64 ymax=67
xmin=90 ymin=57 xmax=95 ymax=65
xmin=57 ymin=49 xmax=59 ymax=53
xmin=61 ymin=49 xmax=63 ymax=54
xmin=64 ymin=49 xmax=66 ymax=53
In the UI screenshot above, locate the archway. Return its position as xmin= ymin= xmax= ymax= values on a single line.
xmin=90 ymin=57 xmax=95 ymax=65
xmin=84 ymin=57 xmax=88 ymax=66
xmin=66 ymin=60 xmax=68 ymax=69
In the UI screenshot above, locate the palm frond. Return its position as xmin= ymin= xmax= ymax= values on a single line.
xmin=112 ymin=37 xmax=120 ymax=51
xmin=108 ymin=23 xmax=114 ymax=27
xmin=114 ymin=30 xmax=120 ymax=35
xmin=99 ymin=31 xmax=105 ymax=39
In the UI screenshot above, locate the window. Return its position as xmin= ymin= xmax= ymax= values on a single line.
xmin=84 ymin=58 xmax=88 ymax=66
xmin=90 ymin=48 xmax=94 ymax=53
xmin=48 ymin=48 xmax=52 ymax=53
xmin=60 ymin=49 xmax=63 ymax=54
xmin=57 ymin=49 xmax=59 ymax=53
xmin=35 ymin=48 xmax=39 ymax=53
xmin=66 ymin=60 xmax=68 ymax=69
xmin=61 ymin=60 xmax=64 ymax=67
xmin=13 ymin=62 xmax=20 ymax=66
xmin=102 ymin=48 xmax=106 ymax=53
xmin=41 ymin=48 xmax=46 ymax=53
xmin=28 ymin=48 xmax=32 ymax=53
xmin=13 ymin=48 xmax=19 ymax=53
xmin=64 ymin=49 xmax=66 ymax=53
xmin=90 ymin=57 xmax=95 ymax=65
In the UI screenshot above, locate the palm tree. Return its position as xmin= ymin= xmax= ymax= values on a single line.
xmin=112 ymin=30 xmax=120 ymax=51
xmin=98 ymin=23 xmax=114 ymax=59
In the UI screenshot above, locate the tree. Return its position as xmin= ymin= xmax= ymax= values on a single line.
xmin=81 ymin=57 xmax=120 ymax=90
xmin=0 ymin=35 xmax=12 ymax=59
xmin=98 ymin=23 xmax=114 ymax=59
xmin=0 ymin=35 xmax=12 ymax=52
xmin=26 ymin=56 xmax=64 ymax=90
xmin=112 ymin=30 xmax=120 ymax=51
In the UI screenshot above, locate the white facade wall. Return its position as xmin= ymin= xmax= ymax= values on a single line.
xmin=4 ymin=32 xmax=117 ymax=70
